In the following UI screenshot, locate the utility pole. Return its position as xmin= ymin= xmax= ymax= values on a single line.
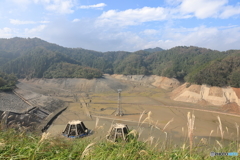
xmin=115 ymin=89 xmax=123 ymax=116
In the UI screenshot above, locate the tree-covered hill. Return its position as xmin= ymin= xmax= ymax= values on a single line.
xmin=187 ymin=52 xmax=240 ymax=87
xmin=0 ymin=37 xmax=105 ymax=67
xmin=151 ymin=46 xmax=228 ymax=79
xmin=2 ymin=47 xmax=79 ymax=78
xmin=0 ymin=37 xmax=130 ymax=74
xmin=1 ymin=47 xmax=103 ymax=79
xmin=0 ymin=37 xmax=60 ymax=60
xmin=1 ymin=37 xmax=240 ymax=87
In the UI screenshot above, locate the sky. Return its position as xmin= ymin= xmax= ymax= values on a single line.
xmin=0 ymin=0 xmax=240 ymax=52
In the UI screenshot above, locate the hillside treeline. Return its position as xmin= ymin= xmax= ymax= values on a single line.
xmin=43 ymin=62 xmax=102 ymax=79
xmin=0 ymin=71 xmax=17 ymax=91
xmin=1 ymin=37 xmax=240 ymax=88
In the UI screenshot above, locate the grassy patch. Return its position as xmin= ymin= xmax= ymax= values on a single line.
xmin=0 ymin=126 xmax=239 ymax=159
xmin=1 ymin=110 xmax=240 ymax=159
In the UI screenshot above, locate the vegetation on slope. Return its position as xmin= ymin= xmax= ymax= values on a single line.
xmin=187 ymin=54 xmax=240 ymax=87
xmin=43 ymin=62 xmax=102 ymax=79
xmin=1 ymin=47 xmax=102 ymax=79
xmin=0 ymin=127 xmax=238 ymax=159
xmin=0 ymin=71 xmax=17 ymax=91
xmin=0 ymin=37 xmax=67 ymax=69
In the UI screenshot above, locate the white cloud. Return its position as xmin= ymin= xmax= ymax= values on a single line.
xmin=7 ymin=14 xmax=237 ymax=53
xmin=44 ymin=0 xmax=75 ymax=14
xmin=40 ymin=21 xmax=50 ymax=23
xmin=98 ymin=31 xmax=145 ymax=51
xmin=142 ymin=29 xmax=159 ymax=35
xmin=29 ymin=18 xmax=239 ymax=52
xmin=10 ymin=19 xmax=36 ymax=25
xmin=97 ymin=0 xmax=240 ymax=27
xmin=5 ymin=0 xmax=240 ymax=52
xmin=10 ymin=0 xmax=31 ymax=5
xmin=72 ymin=18 xmax=80 ymax=22
xmin=9 ymin=0 xmax=32 ymax=9
xmin=10 ymin=19 xmax=50 ymax=25
xmin=220 ymin=5 xmax=240 ymax=18
xmin=11 ymin=0 xmax=76 ymax=14
xmin=15 ymin=17 xmax=238 ymax=52
xmin=29 ymin=19 xmax=147 ymax=52
xmin=94 ymin=25 xmax=239 ymax=51
xmin=0 ymin=27 xmax=12 ymax=38
xmin=177 ymin=0 xmax=240 ymax=19
xmin=79 ymin=3 xmax=106 ymax=9
xmin=165 ymin=0 xmax=182 ymax=6
xmin=180 ymin=0 xmax=228 ymax=19
xmin=25 ymin=25 xmax=46 ymax=33
xmin=146 ymin=25 xmax=240 ymax=51
xmin=97 ymin=7 xmax=168 ymax=26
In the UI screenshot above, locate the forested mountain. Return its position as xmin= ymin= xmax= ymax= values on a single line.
xmin=0 ymin=37 xmax=130 ymax=74
xmin=1 ymin=37 xmax=240 ymax=88
xmin=0 ymin=37 xmax=61 ymax=63
xmin=0 ymin=37 xmax=104 ymax=66
xmin=2 ymin=47 xmax=80 ymax=78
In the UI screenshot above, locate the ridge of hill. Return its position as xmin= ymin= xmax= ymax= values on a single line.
xmin=141 ymin=47 xmax=164 ymax=53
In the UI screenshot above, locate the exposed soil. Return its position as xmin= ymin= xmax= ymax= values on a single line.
xmin=209 ymin=87 xmax=223 ymax=97
xmin=2 ymin=74 xmax=240 ymax=143
xmin=188 ymin=84 xmax=201 ymax=94
xmin=111 ymin=74 xmax=180 ymax=90
xmin=232 ymin=88 xmax=240 ymax=99
xmin=172 ymin=83 xmax=240 ymax=107
xmin=222 ymin=102 xmax=240 ymax=114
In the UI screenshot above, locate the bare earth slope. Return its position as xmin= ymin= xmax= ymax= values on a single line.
xmin=171 ymin=83 xmax=240 ymax=108
xmin=111 ymin=74 xmax=180 ymax=90
xmin=18 ymin=75 xmax=130 ymax=95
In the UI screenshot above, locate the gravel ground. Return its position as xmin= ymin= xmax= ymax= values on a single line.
xmin=0 ymin=92 xmax=32 ymax=113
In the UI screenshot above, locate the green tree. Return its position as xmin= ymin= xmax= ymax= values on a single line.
xmin=0 ymin=77 xmax=6 ymax=87
xmin=229 ymin=69 xmax=240 ymax=87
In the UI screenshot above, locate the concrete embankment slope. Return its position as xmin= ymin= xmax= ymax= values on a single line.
xmin=0 ymin=87 xmax=67 ymax=132
xmin=0 ymin=92 xmax=31 ymax=113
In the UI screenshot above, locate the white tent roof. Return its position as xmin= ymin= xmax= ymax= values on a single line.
xmin=68 ymin=120 xmax=83 ymax=125
xmin=112 ymin=123 xmax=127 ymax=128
